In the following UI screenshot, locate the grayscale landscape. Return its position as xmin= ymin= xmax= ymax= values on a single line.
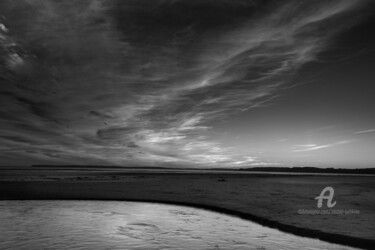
xmin=1 ymin=1 xmax=375 ymax=249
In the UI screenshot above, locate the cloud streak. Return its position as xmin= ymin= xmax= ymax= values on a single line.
xmin=354 ymin=129 xmax=375 ymax=134
xmin=291 ymin=141 xmax=350 ymax=153
xmin=0 ymin=0 xmax=371 ymax=167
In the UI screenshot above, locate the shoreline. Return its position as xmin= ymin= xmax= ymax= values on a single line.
xmin=2 ymin=196 xmax=375 ymax=249
xmin=1 ymin=174 xmax=374 ymax=249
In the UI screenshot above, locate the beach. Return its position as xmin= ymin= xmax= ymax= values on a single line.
xmin=1 ymin=171 xmax=374 ymax=249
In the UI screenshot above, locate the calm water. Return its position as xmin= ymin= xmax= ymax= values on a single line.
xmin=0 ymin=201 xmax=357 ymax=250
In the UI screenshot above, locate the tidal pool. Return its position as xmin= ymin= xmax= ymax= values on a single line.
xmin=0 ymin=200 xmax=358 ymax=250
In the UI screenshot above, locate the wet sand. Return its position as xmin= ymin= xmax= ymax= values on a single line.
xmin=0 ymin=171 xmax=374 ymax=249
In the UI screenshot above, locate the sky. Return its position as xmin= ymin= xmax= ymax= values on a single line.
xmin=0 ymin=0 xmax=375 ymax=168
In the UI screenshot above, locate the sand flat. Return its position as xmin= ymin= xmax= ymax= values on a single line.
xmin=0 ymin=172 xmax=374 ymax=249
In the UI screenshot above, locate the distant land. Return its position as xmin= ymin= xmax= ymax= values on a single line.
xmin=235 ymin=167 xmax=375 ymax=175
xmin=12 ymin=165 xmax=372 ymax=175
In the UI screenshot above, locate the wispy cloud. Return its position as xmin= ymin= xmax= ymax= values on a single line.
xmin=291 ymin=141 xmax=350 ymax=152
xmin=0 ymin=0 xmax=370 ymax=166
xmin=354 ymin=129 xmax=375 ymax=134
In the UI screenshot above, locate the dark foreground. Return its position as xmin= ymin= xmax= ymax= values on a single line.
xmin=1 ymin=172 xmax=374 ymax=249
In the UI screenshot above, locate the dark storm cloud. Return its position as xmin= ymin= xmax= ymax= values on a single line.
xmin=0 ymin=0 xmax=371 ymax=166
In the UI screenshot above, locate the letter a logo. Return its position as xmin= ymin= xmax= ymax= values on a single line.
xmin=315 ymin=186 xmax=337 ymax=208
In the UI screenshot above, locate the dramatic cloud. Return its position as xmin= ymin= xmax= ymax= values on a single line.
xmin=0 ymin=0 xmax=371 ymax=167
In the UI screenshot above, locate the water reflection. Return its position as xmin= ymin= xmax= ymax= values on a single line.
xmin=0 ymin=201 xmax=358 ymax=250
